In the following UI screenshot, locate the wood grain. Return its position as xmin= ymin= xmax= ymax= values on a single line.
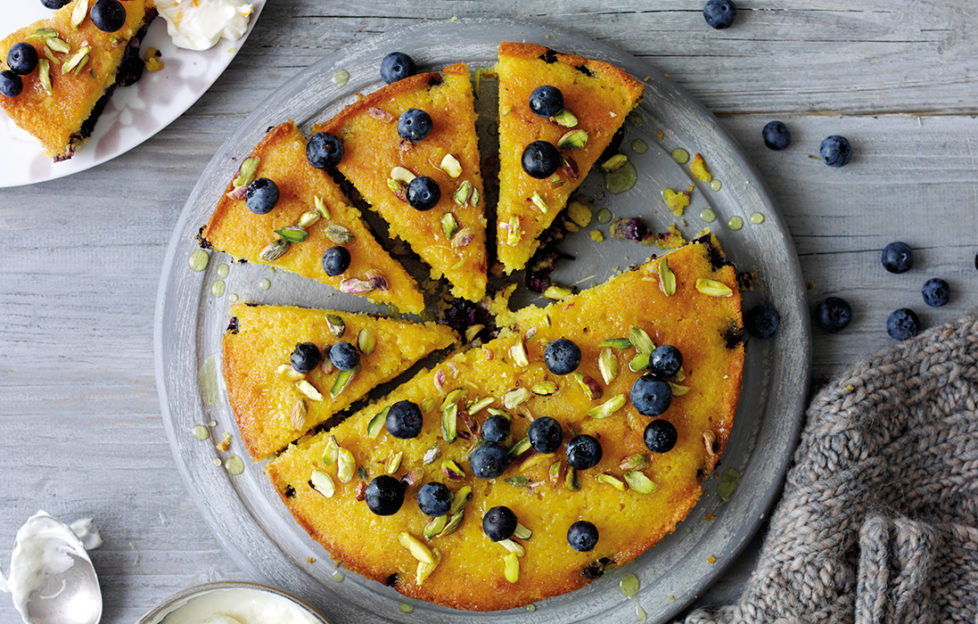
xmin=1 ymin=1 xmax=977 ymax=622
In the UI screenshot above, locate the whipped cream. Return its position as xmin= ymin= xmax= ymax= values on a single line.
xmin=156 ymin=0 xmax=255 ymax=51
xmin=154 ymin=588 xmax=322 ymax=624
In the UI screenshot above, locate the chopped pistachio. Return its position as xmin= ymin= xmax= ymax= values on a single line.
xmin=439 ymin=510 xmax=465 ymax=537
xmin=423 ymin=514 xmax=448 ymax=540
xmin=543 ymin=284 xmax=573 ymax=300
xmin=451 ymin=227 xmax=475 ymax=249
xmin=572 ymin=373 xmax=603 ymax=400
xmin=275 ymin=226 xmax=308 ymax=243
xmin=468 ymin=396 xmax=494 ymax=415
xmin=390 ymin=166 xmax=416 ymax=183
xmin=668 ymin=381 xmax=691 ymax=396
xmin=27 ymin=29 xmax=58 ymax=40
xmin=567 ymin=199 xmax=592 ymax=228
xmin=70 ymin=0 xmax=89 ymax=27
xmin=513 ymin=522 xmax=533 ymax=540
xmin=551 ymin=108 xmax=578 ymax=127
xmin=503 ymin=387 xmax=531 ymax=409
xmin=441 ymin=402 xmax=458 ymax=443
xmin=509 ymin=340 xmax=529 ymax=366
xmin=600 ymin=337 xmax=632 ymax=349
xmin=595 ymin=473 xmax=626 ymax=491
xmin=337 ymin=448 xmax=355 ymax=482
xmin=387 ymin=178 xmax=405 ymax=196
xmin=619 ymin=453 xmax=650 ymax=471
xmin=557 ymin=129 xmax=589 ymax=149
xmin=62 ymin=46 xmax=90 ymax=74
xmin=630 ymin=326 xmax=655 ymax=354
xmin=310 ymin=470 xmax=335 ymax=497
xmin=564 ymin=467 xmax=581 ymax=491
xmin=601 ymin=154 xmax=629 ymax=172
xmin=356 ymin=328 xmax=375 ymax=355
xmin=498 ymin=538 xmax=525 ymax=556
xmin=598 ymin=348 xmax=618 ymax=385
xmin=421 ymin=397 xmax=437 ymax=413
xmin=505 ymin=476 xmax=529 ymax=488
xmin=45 ymin=37 xmax=70 ymax=54
xmin=330 ymin=367 xmax=357 ymax=398
xmin=695 ymin=278 xmax=733 ymax=297
xmin=324 ymin=224 xmax=355 ymax=244
xmin=530 ymin=192 xmax=549 ymax=214
xmin=365 ymin=269 xmax=388 ymax=291
xmin=339 ymin=278 xmax=374 ymax=294
xmin=531 ymin=381 xmax=558 ymax=396
xmin=297 ymin=210 xmax=320 ymax=229
xmin=441 ymin=459 xmax=465 ymax=480
xmin=487 ymin=407 xmax=512 ymax=420
xmin=519 ymin=452 xmax=551 ymax=473
xmin=503 ymin=551 xmax=520 ymax=583
xmin=629 ymin=353 xmax=650 ymax=372
xmin=449 ymin=485 xmax=473 ymax=514
xmin=624 ymin=470 xmax=657 ymax=494
xmin=454 ymin=180 xmax=472 ymax=206
xmin=422 ymin=445 xmax=441 ymax=465
xmin=549 ymin=460 xmax=562 ymax=485
xmin=366 ymin=406 xmax=388 ymax=438
xmin=42 ymin=47 xmax=60 ymax=67
xmin=440 ymin=153 xmax=462 ymax=178
xmin=398 ymin=532 xmax=435 ymax=564
xmin=441 ymin=213 xmax=459 ymax=239
xmin=313 ymin=195 xmax=330 ymax=219
xmin=385 ymin=450 xmax=403 ymax=474
xmin=37 ymin=59 xmax=52 ymax=95
xmin=464 ymin=324 xmax=484 ymax=342
xmin=470 ymin=187 xmax=481 ymax=207
xmin=288 ymin=399 xmax=307 ymax=430
xmin=508 ymin=436 xmax=531 ymax=458
xmin=259 ymin=239 xmax=290 ymax=262
xmin=658 ymin=258 xmax=677 ymax=296
xmin=441 ymin=388 xmax=466 ymax=410
xmin=322 ymin=435 xmax=339 ymax=465
xmin=295 ymin=379 xmax=323 ymax=401
xmin=502 ymin=216 xmax=522 ymax=245
xmin=275 ymin=363 xmax=305 ymax=381
xmin=416 ymin=547 xmax=441 ymax=585
xmin=587 ymin=394 xmax=626 ymax=419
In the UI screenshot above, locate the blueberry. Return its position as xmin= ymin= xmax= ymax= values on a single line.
xmin=762 ymin=121 xmax=790 ymax=151
xmin=887 ymin=308 xmax=921 ymax=341
xmin=567 ymin=520 xmax=599 ymax=552
xmin=644 ymin=419 xmax=678 ymax=453
xmin=922 ymin=278 xmax=949 ymax=307
xmin=649 ymin=345 xmax=683 ymax=378
xmin=527 ymin=416 xmax=562 ymax=453
xmin=566 ymin=434 xmax=602 ymax=470
xmin=7 ymin=43 xmax=38 ymax=76
xmin=290 ymin=342 xmax=321 ymax=374
xmin=746 ymin=304 xmax=781 ymax=339
xmin=482 ymin=506 xmax=517 ymax=542
xmin=90 ymin=0 xmax=127 ymax=32
xmin=329 ymin=341 xmax=360 ymax=370
xmin=306 ymin=132 xmax=343 ymax=169
xmin=407 ymin=176 xmax=440 ymax=211
xmin=417 ymin=482 xmax=453 ymax=517
xmin=386 ymin=400 xmax=423 ymax=439
xmin=0 ymin=71 xmax=23 ymax=98
xmin=245 ymin=178 xmax=279 ymax=214
xmin=544 ymin=338 xmax=581 ymax=375
xmin=521 ymin=141 xmax=561 ymax=179
xmin=630 ymin=375 xmax=673 ymax=416
xmin=380 ymin=52 xmax=416 ymax=84
xmin=481 ymin=415 xmax=510 ymax=444
xmin=816 ymin=296 xmax=852 ymax=333
xmin=529 ymin=85 xmax=564 ymax=118
xmin=820 ymin=135 xmax=852 ymax=167
xmin=703 ymin=0 xmax=736 ymax=29
xmin=397 ymin=108 xmax=433 ymax=143
xmin=321 ymin=246 xmax=351 ymax=277
xmin=41 ymin=0 xmax=71 ymax=8
xmin=469 ymin=442 xmax=509 ymax=479
xmin=881 ymin=241 xmax=913 ymax=274
xmin=365 ymin=475 xmax=404 ymax=516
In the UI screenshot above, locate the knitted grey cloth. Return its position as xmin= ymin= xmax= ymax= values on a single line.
xmin=686 ymin=313 xmax=978 ymax=624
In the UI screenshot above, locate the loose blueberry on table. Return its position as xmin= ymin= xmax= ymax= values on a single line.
xmin=567 ymin=520 xmax=599 ymax=552
xmin=820 ymin=135 xmax=852 ymax=167
xmin=644 ymin=419 xmax=678 ymax=453
xmin=380 ymin=52 xmax=416 ymax=84
xmin=746 ymin=303 xmax=781 ymax=338
xmin=529 ymin=85 xmax=564 ymax=118
xmin=91 ymin=0 xmax=127 ymax=33
xmin=630 ymin=375 xmax=673 ymax=416
xmin=566 ymin=434 xmax=602 ymax=470
xmin=881 ymin=241 xmax=913 ymax=274
xmin=481 ymin=415 xmax=510 ymax=444
xmin=649 ymin=345 xmax=683 ymax=378
xmin=703 ymin=0 xmax=737 ymax=29
xmin=289 ymin=342 xmax=321 ymax=374
xmin=921 ymin=278 xmax=950 ymax=307
xmin=469 ymin=443 xmax=509 ymax=479
xmin=482 ymin=506 xmax=518 ymax=542
xmin=321 ymin=246 xmax=351 ymax=277
xmin=386 ymin=400 xmax=423 ymax=439
xmin=406 ymin=176 xmax=440 ymax=210
xmin=544 ymin=338 xmax=581 ymax=375
xmin=245 ymin=178 xmax=279 ymax=214
xmin=365 ymin=475 xmax=404 ymax=516
xmin=887 ymin=308 xmax=921 ymax=341
xmin=7 ymin=43 xmax=39 ymax=76
xmin=762 ymin=120 xmax=791 ymax=150
xmin=521 ymin=140 xmax=561 ymax=179
xmin=329 ymin=342 xmax=360 ymax=370
xmin=397 ymin=108 xmax=433 ymax=142
xmin=417 ymin=482 xmax=453 ymax=517
xmin=527 ymin=416 xmax=562 ymax=453
xmin=306 ymin=132 xmax=344 ymax=169
xmin=816 ymin=296 xmax=852 ymax=333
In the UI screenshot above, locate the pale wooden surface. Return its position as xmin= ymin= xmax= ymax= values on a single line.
xmin=2 ymin=1 xmax=977 ymax=622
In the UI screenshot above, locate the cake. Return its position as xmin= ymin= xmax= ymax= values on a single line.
xmin=0 ymin=0 xmax=157 ymax=160
xmin=495 ymin=42 xmax=644 ymax=274
xmin=312 ymin=63 xmax=488 ymax=302
xmin=265 ymin=236 xmax=743 ymax=610
xmin=222 ymin=303 xmax=457 ymax=460
xmin=198 ymin=121 xmax=427 ymax=315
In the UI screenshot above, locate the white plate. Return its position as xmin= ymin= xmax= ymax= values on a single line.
xmin=155 ymin=19 xmax=811 ymax=624
xmin=0 ymin=0 xmax=265 ymax=188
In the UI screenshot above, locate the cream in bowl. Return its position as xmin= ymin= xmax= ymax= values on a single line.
xmin=139 ymin=582 xmax=328 ymax=624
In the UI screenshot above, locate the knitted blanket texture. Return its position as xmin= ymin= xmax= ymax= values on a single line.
xmin=686 ymin=313 xmax=978 ymax=624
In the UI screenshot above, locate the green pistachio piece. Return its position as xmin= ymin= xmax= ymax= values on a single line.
xmin=630 ymin=326 xmax=656 ymax=354
xmin=600 ymin=337 xmax=632 ymax=349
xmin=357 ymin=327 xmax=375 ymax=355
xmin=390 ymin=166 xmax=416 ymax=184
xmin=441 ymin=388 xmax=466 ymax=410
xmin=322 ymin=435 xmax=339 ymax=465
xmin=531 ymin=381 xmax=558 ymax=396
xmin=470 ymin=187 xmax=481 ymax=207
xmin=276 ymin=225 xmax=308 ymax=243
xmin=45 ymin=37 xmax=70 ymax=54
xmin=595 ymin=473 xmax=626 ymax=491
xmin=629 ymin=353 xmax=650 ymax=372
xmin=42 ymin=47 xmax=60 ymax=67
xmin=454 ymin=180 xmax=472 ymax=206
xmin=658 ymin=257 xmax=677 ymax=296
xmin=441 ymin=213 xmax=459 ymax=239
xmin=601 ymin=154 xmax=629 ymax=172
xmin=416 ymin=547 xmax=441 ymax=585
xmin=531 ymin=192 xmax=549 ymax=214
xmin=498 ymin=538 xmax=525 ymax=556
xmin=324 ymin=314 xmax=345 ymax=338
xmin=295 ymin=379 xmax=323 ymax=401
xmin=513 ymin=522 xmax=533 ymax=540
xmin=62 ymin=46 xmax=90 ymax=74
xmin=440 ymin=153 xmax=462 ymax=178
xmin=310 ymin=470 xmax=335 ymax=497
xmin=37 ymin=59 xmax=52 ymax=95
xmin=504 ymin=476 xmax=529 ymax=488
xmin=624 ymin=470 xmax=657 ymax=494
xmin=27 ymin=29 xmax=58 ymax=40
xmin=330 ymin=367 xmax=357 ymax=398
xmin=619 ymin=453 xmax=650 ymax=471
xmin=551 ymin=108 xmax=578 ymax=128
xmin=572 ymin=373 xmax=603 ymax=400
xmin=695 ymin=278 xmax=733 ymax=297
xmin=509 ymin=340 xmax=529 ymax=366
xmin=325 ymin=224 xmax=355 ymax=244
xmin=508 ymin=436 xmax=532 ymax=458
xmin=467 ymin=397 xmax=494 ymax=415
xmin=441 ymin=402 xmax=458 ymax=443
xmin=549 ymin=460 xmax=562 ymax=485
xmin=398 ymin=532 xmax=435 ymax=564
xmin=668 ymin=381 xmax=691 ymax=396
xmin=441 ymin=459 xmax=465 ymax=480
xmin=422 ymin=445 xmax=441 ymax=465
xmin=598 ymin=348 xmax=618 ymax=385
xmin=587 ymin=393 xmax=626 ymax=419
xmin=487 ymin=408 xmax=512 ymax=420
xmin=557 ymin=129 xmax=589 ymax=150
xmin=503 ymin=387 xmax=531 ymax=409
xmin=503 ymin=552 xmax=520 ymax=583
xmin=336 ymin=447 xmax=355 ymax=482
xmin=449 ymin=485 xmax=473 ymax=514
xmin=366 ymin=406 xmax=388 ymax=438
xmin=423 ymin=514 xmax=448 ymax=540
xmin=564 ymin=467 xmax=581 ymax=491
xmin=71 ymin=0 xmax=89 ymax=28
xmin=385 ymin=450 xmax=403 ymax=474
xmin=357 ymin=466 xmax=368 ymax=481
xmin=297 ymin=210 xmax=320 ymax=229
xmin=439 ymin=510 xmax=465 ymax=537
xmin=421 ymin=397 xmax=437 ymax=413
xmin=313 ymin=195 xmax=330 ymax=219
xmin=259 ymin=238 xmax=290 ymax=262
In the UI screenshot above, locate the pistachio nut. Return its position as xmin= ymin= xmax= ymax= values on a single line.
xmin=587 ymin=393 xmax=626 ymax=419
xmin=336 ymin=447 xmax=355 ymax=482
xmin=330 ymin=367 xmax=357 ymax=398
xmin=441 ymin=213 xmax=459 ymax=239
xmin=598 ymin=348 xmax=618 ymax=385
xmin=397 ymin=532 xmax=435 ymax=564
xmin=259 ymin=238 xmax=290 ymax=262
xmin=295 ymin=379 xmax=323 ymax=401
xmin=624 ymin=470 xmax=657 ymax=494
xmin=595 ymin=473 xmax=625 ymax=491
xmin=695 ymin=278 xmax=733 ymax=297
xmin=366 ymin=406 xmax=388 ymax=438
xmin=530 ymin=192 xmax=549 ymax=214
xmin=630 ymin=326 xmax=655 ymax=354
xmin=557 ymin=129 xmax=589 ymax=150
xmin=309 ymin=470 xmax=335 ymax=497
xmin=324 ymin=224 xmax=355 ymax=244
xmin=440 ymin=153 xmax=462 ymax=178
xmin=550 ymin=108 xmax=578 ymax=127
xmin=357 ymin=327 xmax=375 ymax=355
xmin=658 ymin=258 xmax=677 ymax=296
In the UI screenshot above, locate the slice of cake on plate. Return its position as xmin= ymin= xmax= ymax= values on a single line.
xmin=495 ymin=42 xmax=644 ymax=274
xmin=198 ymin=121 xmax=427 ymax=315
xmin=312 ymin=62 xmax=487 ymax=302
xmin=265 ymin=236 xmax=743 ymax=610
xmin=0 ymin=0 xmax=157 ymax=160
xmin=223 ymin=303 xmax=457 ymax=461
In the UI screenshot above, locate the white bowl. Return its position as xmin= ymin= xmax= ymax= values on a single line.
xmin=138 ymin=581 xmax=331 ymax=624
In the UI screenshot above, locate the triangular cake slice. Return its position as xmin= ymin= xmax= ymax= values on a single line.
xmin=0 ymin=0 xmax=156 ymax=160
xmin=266 ymin=236 xmax=743 ymax=610
xmin=223 ymin=303 xmax=457 ymax=460
xmin=313 ymin=63 xmax=487 ymax=302
xmin=495 ymin=42 xmax=644 ymax=273
xmin=199 ymin=121 xmax=426 ymax=314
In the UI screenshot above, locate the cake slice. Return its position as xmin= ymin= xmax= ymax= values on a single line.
xmin=199 ymin=121 xmax=427 ymax=315
xmin=0 ymin=0 xmax=157 ymax=160
xmin=495 ymin=42 xmax=644 ymax=273
xmin=266 ymin=236 xmax=743 ymax=610
xmin=313 ymin=63 xmax=487 ymax=302
xmin=223 ymin=303 xmax=457 ymax=460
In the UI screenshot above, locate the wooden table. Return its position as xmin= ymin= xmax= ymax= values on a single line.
xmin=2 ymin=1 xmax=976 ymax=622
